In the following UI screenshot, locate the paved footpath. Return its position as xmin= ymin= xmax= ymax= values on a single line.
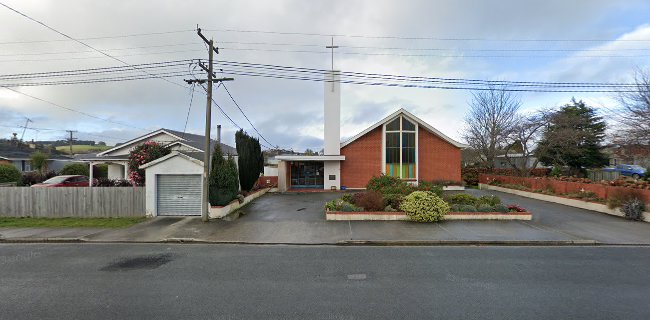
xmin=1 ymin=244 xmax=649 ymax=320
xmin=2 ymin=190 xmax=650 ymax=244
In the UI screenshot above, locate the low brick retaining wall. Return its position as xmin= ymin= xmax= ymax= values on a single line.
xmin=325 ymin=210 xmax=531 ymax=221
xmin=480 ymin=183 xmax=650 ymax=222
xmin=479 ymin=174 xmax=650 ymax=203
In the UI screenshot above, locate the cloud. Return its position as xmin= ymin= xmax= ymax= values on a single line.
xmin=1 ymin=0 xmax=649 ymax=149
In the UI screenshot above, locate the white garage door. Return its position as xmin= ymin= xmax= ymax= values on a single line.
xmin=157 ymin=174 xmax=202 ymax=216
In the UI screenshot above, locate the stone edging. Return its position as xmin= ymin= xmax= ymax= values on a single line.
xmin=325 ymin=210 xmax=531 ymax=221
xmin=479 ymin=183 xmax=650 ymax=223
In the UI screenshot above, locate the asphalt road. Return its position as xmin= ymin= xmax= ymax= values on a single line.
xmin=1 ymin=244 xmax=649 ymax=320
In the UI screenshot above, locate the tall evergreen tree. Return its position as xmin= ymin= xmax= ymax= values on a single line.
xmin=235 ymin=129 xmax=263 ymax=191
xmin=209 ymin=144 xmax=239 ymax=206
xmin=536 ymin=99 xmax=608 ymax=175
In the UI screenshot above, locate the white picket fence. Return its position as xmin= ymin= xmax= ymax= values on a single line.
xmin=0 ymin=187 xmax=145 ymax=217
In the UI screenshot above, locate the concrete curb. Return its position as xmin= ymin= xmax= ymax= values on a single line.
xmin=337 ymin=240 xmax=601 ymax=246
xmin=3 ymin=237 xmax=649 ymax=246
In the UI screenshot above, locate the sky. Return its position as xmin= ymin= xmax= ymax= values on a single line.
xmin=1 ymin=0 xmax=649 ymax=151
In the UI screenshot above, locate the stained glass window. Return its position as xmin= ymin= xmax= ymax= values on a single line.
xmin=385 ymin=116 xmax=416 ymax=179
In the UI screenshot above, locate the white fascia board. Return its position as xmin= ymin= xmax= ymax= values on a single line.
xmin=139 ymin=151 xmax=203 ymax=169
xmin=97 ymin=129 xmax=189 ymax=156
xmin=275 ymin=155 xmax=345 ymax=161
xmin=340 ymin=108 xmax=468 ymax=149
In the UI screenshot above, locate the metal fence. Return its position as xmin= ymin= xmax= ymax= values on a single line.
xmin=587 ymin=170 xmax=620 ymax=181
xmin=0 ymin=187 xmax=145 ymax=217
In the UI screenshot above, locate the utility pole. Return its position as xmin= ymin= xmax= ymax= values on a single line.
xmin=185 ymin=27 xmax=233 ymax=222
xmin=65 ymin=130 xmax=77 ymax=155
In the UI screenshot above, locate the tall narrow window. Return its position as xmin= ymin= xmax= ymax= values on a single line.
xmin=385 ymin=116 xmax=416 ymax=179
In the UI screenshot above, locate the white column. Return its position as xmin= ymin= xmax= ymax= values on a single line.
xmin=324 ymin=70 xmax=341 ymax=156
xmin=123 ymin=163 xmax=128 ymax=180
xmin=89 ymin=162 xmax=94 ymax=187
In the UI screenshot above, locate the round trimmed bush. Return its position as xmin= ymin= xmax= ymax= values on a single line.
xmin=494 ymin=204 xmax=509 ymax=213
xmin=399 ymin=191 xmax=450 ymax=222
xmin=0 ymin=163 xmax=21 ymax=183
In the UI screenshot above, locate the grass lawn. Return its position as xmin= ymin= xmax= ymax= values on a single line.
xmin=0 ymin=217 xmax=147 ymax=228
xmin=55 ymin=144 xmax=112 ymax=154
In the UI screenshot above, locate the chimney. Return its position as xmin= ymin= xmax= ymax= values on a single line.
xmin=324 ymin=70 xmax=340 ymax=155
xmin=216 ymin=124 xmax=221 ymax=145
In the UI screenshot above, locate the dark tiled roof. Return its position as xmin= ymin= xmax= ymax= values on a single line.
xmin=163 ymin=128 xmax=238 ymax=155
xmin=178 ymin=150 xmax=238 ymax=163
xmin=0 ymin=149 xmax=72 ymax=160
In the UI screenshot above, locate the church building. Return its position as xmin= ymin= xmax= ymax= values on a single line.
xmin=276 ymin=71 xmax=466 ymax=191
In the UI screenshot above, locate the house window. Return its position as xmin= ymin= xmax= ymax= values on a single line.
xmin=385 ymin=116 xmax=417 ymax=179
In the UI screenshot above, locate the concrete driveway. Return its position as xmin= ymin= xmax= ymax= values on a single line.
xmin=80 ymin=190 xmax=650 ymax=244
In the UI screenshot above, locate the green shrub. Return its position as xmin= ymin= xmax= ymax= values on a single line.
xmin=494 ymin=204 xmax=509 ymax=213
xmin=399 ymin=191 xmax=449 ymax=222
xmin=621 ymin=198 xmax=645 ymax=221
xmin=340 ymin=202 xmax=363 ymax=212
xmin=476 ymin=204 xmax=495 ymax=212
xmin=60 ymin=163 xmax=89 ymax=176
xmin=607 ymin=188 xmax=645 ymax=209
xmin=445 ymin=193 xmax=478 ymax=205
xmin=451 ymin=204 xmax=477 ymax=212
xmin=0 ymin=163 xmax=21 ymax=183
xmin=30 ymin=151 xmax=49 ymax=173
xmin=209 ymin=145 xmax=240 ymax=206
xmin=341 ymin=193 xmax=354 ymax=203
xmin=416 ymin=181 xmax=444 ymax=196
xmin=383 ymin=193 xmax=405 ymax=209
xmin=476 ymin=195 xmax=501 ymax=207
xmin=366 ymin=174 xmax=413 ymax=195
xmin=351 ymin=191 xmax=385 ymax=211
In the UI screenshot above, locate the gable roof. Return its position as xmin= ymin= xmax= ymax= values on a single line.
xmin=139 ymin=151 xmax=204 ymax=169
xmin=97 ymin=128 xmax=237 ymax=156
xmin=340 ymin=108 xmax=468 ymax=149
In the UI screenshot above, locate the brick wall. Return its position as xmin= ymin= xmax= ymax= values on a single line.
xmin=256 ymin=175 xmax=278 ymax=188
xmin=480 ymin=174 xmax=650 ymax=203
xmin=341 ymin=127 xmax=383 ymax=188
xmin=340 ymin=126 xmax=462 ymax=188
xmin=418 ymin=127 xmax=462 ymax=182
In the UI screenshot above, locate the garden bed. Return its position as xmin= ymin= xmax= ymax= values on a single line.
xmin=324 ymin=176 xmax=531 ymax=222
xmin=325 ymin=210 xmax=532 ymax=221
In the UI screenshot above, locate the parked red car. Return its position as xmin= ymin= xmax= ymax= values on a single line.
xmin=31 ymin=175 xmax=92 ymax=187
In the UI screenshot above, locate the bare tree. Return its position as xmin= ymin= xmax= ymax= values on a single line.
xmin=503 ymin=112 xmax=550 ymax=176
xmin=615 ymin=68 xmax=650 ymax=144
xmin=462 ymin=86 xmax=521 ymax=169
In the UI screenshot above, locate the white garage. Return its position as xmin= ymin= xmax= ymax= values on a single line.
xmin=141 ymin=152 xmax=205 ymax=217
xmin=156 ymin=174 xmax=202 ymax=216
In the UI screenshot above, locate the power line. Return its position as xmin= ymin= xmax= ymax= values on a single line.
xmin=0 ymin=70 xmax=194 ymax=87
xmin=204 ymin=27 xmax=650 ymax=43
xmin=0 ymin=2 xmax=188 ymax=89
xmin=220 ymin=83 xmax=277 ymax=148
xmin=0 ymin=59 xmax=192 ymax=80
xmin=2 ymin=87 xmax=147 ymax=130
xmin=182 ymin=83 xmax=196 ymax=137
xmin=0 ymin=124 xmax=131 ymax=141
xmin=0 ymin=29 xmax=194 ymax=45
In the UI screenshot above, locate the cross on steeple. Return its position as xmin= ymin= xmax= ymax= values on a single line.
xmin=325 ymin=37 xmax=339 ymax=71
